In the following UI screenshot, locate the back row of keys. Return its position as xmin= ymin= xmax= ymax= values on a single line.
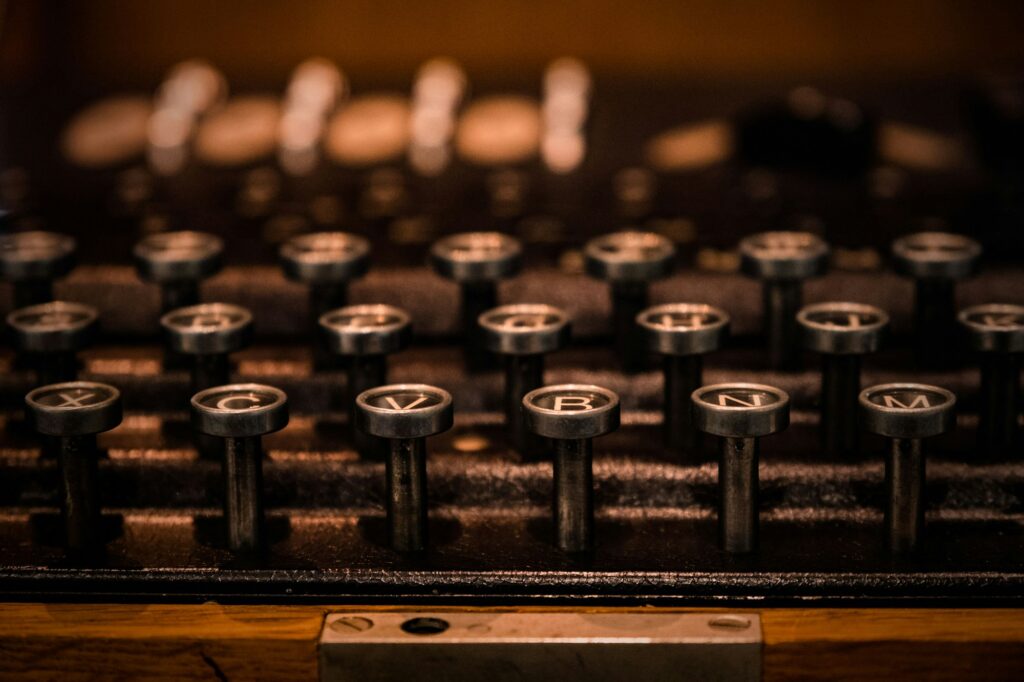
xmin=0 ymin=226 xmax=990 ymax=367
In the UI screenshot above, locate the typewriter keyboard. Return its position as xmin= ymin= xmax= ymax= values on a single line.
xmin=0 ymin=59 xmax=1021 ymax=605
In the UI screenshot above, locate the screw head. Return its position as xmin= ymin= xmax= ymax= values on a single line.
xmin=739 ymin=231 xmax=829 ymax=280
xmin=7 ymin=301 xmax=98 ymax=353
xmin=134 ymin=231 xmax=224 ymax=283
xmin=478 ymin=303 xmax=571 ymax=355
xmin=319 ymin=304 xmax=412 ymax=356
xmin=328 ymin=616 xmax=374 ymax=634
xmin=797 ymin=301 xmax=889 ymax=355
xmin=279 ymin=231 xmax=371 ymax=285
xmin=522 ymin=384 xmax=620 ymax=440
xmin=191 ymin=383 xmax=289 ymax=438
xmin=637 ymin=303 xmax=730 ymax=356
xmin=691 ymin=383 xmax=790 ymax=438
xmin=356 ymin=384 xmax=454 ymax=439
xmin=891 ymin=231 xmax=981 ymax=280
xmin=26 ymin=381 xmax=122 ymax=437
xmin=859 ymin=382 xmax=956 ymax=439
xmin=0 ymin=231 xmax=76 ymax=282
xmin=958 ymin=303 xmax=1024 ymax=354
xmin=429 ymin=232 xmax=523 ymax=283
xmin=161 ymin=303 xmax=253 ymax=355
xmin=583 ymin=231 xmax=676 ymax=283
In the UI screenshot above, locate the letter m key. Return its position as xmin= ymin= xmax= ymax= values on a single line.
xmin=883 ymin=394 xmax=930 ymax=409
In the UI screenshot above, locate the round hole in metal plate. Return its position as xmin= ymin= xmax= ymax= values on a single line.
xmin=400 ymin=617 xmax=450 ymax=635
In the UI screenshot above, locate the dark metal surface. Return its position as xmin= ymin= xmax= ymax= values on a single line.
xmin=554 ymin=438 xmax=594 ymax=553
xmin=223 ymin=434 xmax=265 ymax=552
xmin=820 ymin=354 xmax=861 ymax=457
xmin=504 ymin=353 xmax=544 ymax=455
xmin=719 ymin=436 xmax=759 ymax=554
xmin=886 ymin=437 xmax=925 ymax=555
xmin=387 ymin=437 xmax=429 ymax=553
xmin=663 ymin=354 xmax=703 ymax=456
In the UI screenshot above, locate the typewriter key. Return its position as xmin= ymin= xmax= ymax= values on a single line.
xmin=320 ymin=304 xmax=412 ymax=459
xmin=584 ymin=231 xmax=675 ymax=372
xmin=162 ymin=303 xmax=253 ymax=392
xmin=430 ymin=232 xmax=523 ymax=371
xmin=692 ymin=383 xmax=790 ymax=553
xmin=859 ymin=383 xmax=956 ymax=554
xmin=134 ymin=230 xmax=224 ymax=312
xmin=958 ymin=304 xmax=1024 ymax=456
xmin=479 ymin=304 xmax=571 ymax=456
xmin=192 ymin=384 xmax=289 ymax=552
xmin=638 ymin=303 xmax=730 ymax=457
xmin=280 ymin=231 xmax=371 ymax=327
xmin=25 ymin=381 xmax=122 ymax=550
xmin=7 ymin=301 xmax=98 ymax=386
xmin=739 ymin=231 xmax=829 ymax=370
xmin=356 ymin=384 xmax=454 ymax=552
xmin=523 ymin=384 xmax=620 ymax=553
xmin=892 ymin=231 xmax=981 ymax=368
xmin=798 ymin=302 xmax=889 ymax=457
xmin=0 ymin=231 xmax=76 ymax=308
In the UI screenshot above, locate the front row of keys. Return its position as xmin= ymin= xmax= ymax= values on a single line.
xmin=23 ymin=378 xmax=957 ymax=558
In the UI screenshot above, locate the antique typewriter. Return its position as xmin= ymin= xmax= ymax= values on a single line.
xmin=0 ymin=2 xmax=1022 ymax=679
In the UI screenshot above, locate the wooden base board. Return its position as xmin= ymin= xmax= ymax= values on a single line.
xmin=0 ymin=604 xmax=1022 ymax=681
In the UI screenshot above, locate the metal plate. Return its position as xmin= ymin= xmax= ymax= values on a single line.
xmin=320 ymin=612 xmax=762 ymax=682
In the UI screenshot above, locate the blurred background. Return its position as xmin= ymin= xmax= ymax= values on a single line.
xmin=4 ymin=1 xmax=1024 ymax=86
xmin=1 ymin=0 xmax=1023 ymax=268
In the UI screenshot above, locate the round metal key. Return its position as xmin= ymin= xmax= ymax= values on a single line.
xmin=859 ymin=383 xmax=956 ymax=439
xmin=637 ymin=303 xmax=730 ymax=356
xmin=892 ymin=232 xmax=981 ymax=280
xmin=798 ymin=301 xmax=889 ymax=355
xmin=161 ymin=303 xmax=253 ymax=355
xmin=319 ymin=304 xmax=412 ymax=356
xmin=522 ymin=384 xmax=620 ymax=440
xmin=583 ymin=231 xmax=675 ymax=282
xmin=638 ymin=303 xmax=730 ymax=456
xmin=0 ymin=231 xmax=76 ymax=282
xmin=280 ymin=231 xmax=371 ymax=284
xmin=859 ymin=381 xmax=956 ymax=555
xmin=692 ymin=381 xmax=789 ymax=554
xmin=739 ymin=231 xmax=829 ymax=370
xmin=479 ymin=303 xmax=571 ymax=355
xmin=7 ymin=301 xmax=98 ymax=353
xmin=26 ymin=381 xmax=123 ymax=437
xmin=691 ymin=383 xmax=790 ymax=438
xmin=957 ymin=303 xmax=1024 ymax=455
xmin=191 ymin=383 xmax=289 ymax=438
xmin=739 ymin=231 xmax=829 ymax=280
xmin=480 ymin=304 xmax=572 ymax=455
xmin=356 ymin=384 xmax=454 ymax=439
xmin=134 ymin=230 xmax=224 ymax=283
xmin=523 ymin=383 xmax=620 ymax=553
xmin=958 ymin=303 xmax=1024 ymax=354
xmin=798 ymin=301 xmax=889 ymax=457
xmin=430 ymin=231 xmax=523 ymax=282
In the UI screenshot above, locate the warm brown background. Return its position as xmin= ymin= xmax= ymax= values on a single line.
xmin=3 ymin=0 xmax=1024 ymax=86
